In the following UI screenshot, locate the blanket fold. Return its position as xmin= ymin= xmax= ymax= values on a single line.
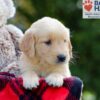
xmin=0 ymin=72 xmax=83 ymax=100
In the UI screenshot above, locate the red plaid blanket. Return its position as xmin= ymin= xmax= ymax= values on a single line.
xmin=0 ymin=72 xmax=83 ymax=100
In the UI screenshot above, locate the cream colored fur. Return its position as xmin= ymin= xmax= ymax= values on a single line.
xmin=20 ymin=17 xmax=72 ymax=89
xmin=0 ymin=0 xmax=23 ymax=73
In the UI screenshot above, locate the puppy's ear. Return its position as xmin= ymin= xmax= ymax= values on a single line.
xmin=68 ymin=40 xmax=73 ymax=59
xmin=20 ymin=29 xmax=36 ymax=59
xmin=66 ymin=28 xmax=72 ymax=59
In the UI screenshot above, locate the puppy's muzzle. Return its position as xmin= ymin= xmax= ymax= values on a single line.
xmin=57 ymin=54 xmax=66 ymax=63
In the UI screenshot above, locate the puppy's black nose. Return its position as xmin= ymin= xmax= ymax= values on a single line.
xmin=57 ymin=54 xmax=66 ymax=62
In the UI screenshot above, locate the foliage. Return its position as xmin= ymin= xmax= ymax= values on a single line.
xmin=9 ymin=0 xmax=100 ymax=99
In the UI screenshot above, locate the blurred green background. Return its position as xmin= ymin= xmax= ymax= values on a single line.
xmin=9 ymin=0 xmax=100 ymax=99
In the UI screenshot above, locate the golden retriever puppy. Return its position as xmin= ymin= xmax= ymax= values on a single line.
xmin=19 ymin=17 xmax=72 ymax=89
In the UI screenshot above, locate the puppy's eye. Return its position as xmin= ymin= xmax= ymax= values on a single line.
xmin=44 ymin=40 xmax=51 ymax=45
xmin=64 ymin=40 xmax=67 ymax=42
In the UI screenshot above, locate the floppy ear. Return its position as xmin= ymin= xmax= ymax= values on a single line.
xmin=68 ymin=40 xmax=73 ymax=59
xmin=66 ymin=28 xmax=72 ymax=59
xmin=19 ymin=29 xmax=36 ymax=59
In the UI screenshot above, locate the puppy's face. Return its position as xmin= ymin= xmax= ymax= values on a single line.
xmin=20 ymin=17 xmax=72 ymax=66
xmin=36 ymin=32 xmax=72 ymax=65
xmin=20 ymin=32 xmax=72 ymax=66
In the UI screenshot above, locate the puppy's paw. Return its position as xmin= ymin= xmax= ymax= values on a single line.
xmin=45 ymin=74 xmax=64 ymax=87
xmin=22 ymin=73 xmax=39 ymax=89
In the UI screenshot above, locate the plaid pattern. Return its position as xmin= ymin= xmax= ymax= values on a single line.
xmin=0 ymin=72 xmax=83 ymax=100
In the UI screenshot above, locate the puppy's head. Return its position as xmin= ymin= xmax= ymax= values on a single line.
xmin=20 ymin=17 xmax=72 ymax=66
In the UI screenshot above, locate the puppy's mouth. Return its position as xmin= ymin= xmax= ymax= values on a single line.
xmin=41 ymin=55 xmax=67 ymax=66
xmin=56 ymin=60 xmax=66 ymax=64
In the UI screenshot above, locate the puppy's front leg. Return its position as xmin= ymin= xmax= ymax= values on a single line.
xmin=45 ymin=67 xmax=71 ymax=87
xmin=45 ymin=73 xmax=65 ymax=87
xmin=22 ymin=71 xmax=39 ymax=89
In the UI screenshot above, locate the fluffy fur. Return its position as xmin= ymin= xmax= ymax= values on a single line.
xmin=0 ymin=0 xmax=15 ymax=26
xmin=0 ymin=0 xmax=23 ymax=72
xmin=20 ymin=17 xmax=72 ymax=89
